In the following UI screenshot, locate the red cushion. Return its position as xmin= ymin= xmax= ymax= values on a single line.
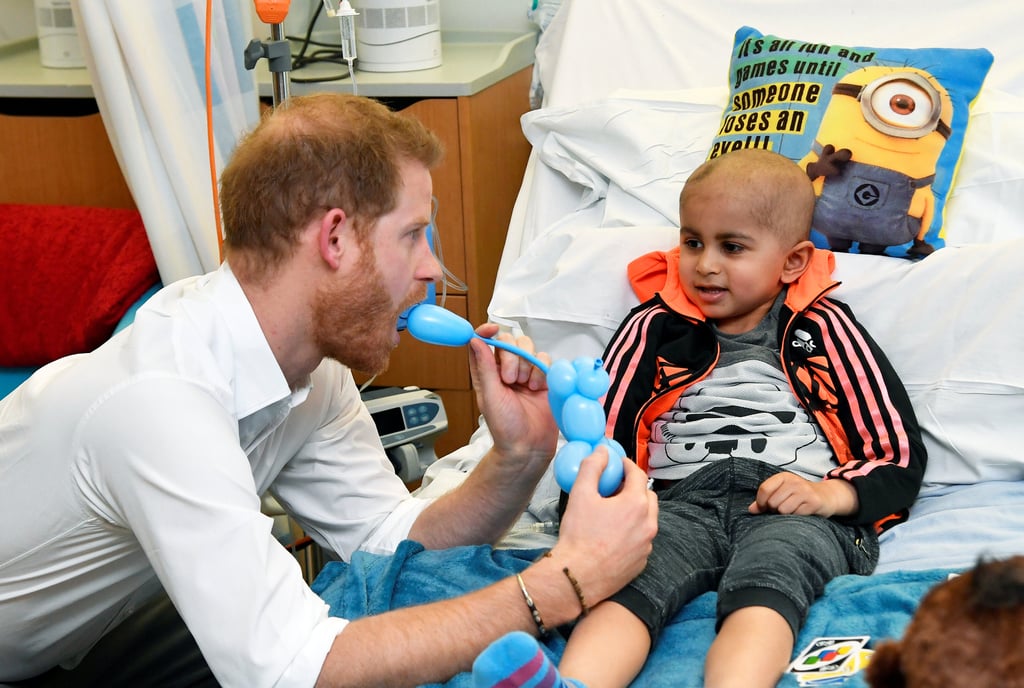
xmin=0 ymin=204 xmax=160 ymax=366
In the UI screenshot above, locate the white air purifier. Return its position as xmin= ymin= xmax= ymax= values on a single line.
xmin=353 ymin=0 xmax=442 ymax=72
xmin=33 ymin=0 xmax=84 ymax=68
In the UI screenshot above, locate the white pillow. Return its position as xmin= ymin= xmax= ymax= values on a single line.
xmin=488 ymin=224 xmax=677 ymax=361
xmin=943 ymin=89 xmax=1024 ymax=246
xmin=832 ymin=243 xmax=1024 ymax=487
xmin=498 ymin=89 xmax=725 ymax=289
xmin=520 ymin=88 xmax=726 ymax=228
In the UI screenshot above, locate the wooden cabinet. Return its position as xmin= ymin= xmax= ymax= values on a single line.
xmin=0 ymin=103 xmax=134 ymax=209
xmin=354 ymin=66 xmax=534 ymax=457
xmin=1 ymin=66 xmax=534 ymax=458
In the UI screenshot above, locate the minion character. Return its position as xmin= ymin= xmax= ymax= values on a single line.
xmin=799 ymin=66 xmax=954 ymax=257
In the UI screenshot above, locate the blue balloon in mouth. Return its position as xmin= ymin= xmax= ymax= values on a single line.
xmin=404 ymin=303 xmax=625 ymax=496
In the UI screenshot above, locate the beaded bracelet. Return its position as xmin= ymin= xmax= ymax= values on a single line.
xmin=542 ymin=552 xmax=590 ymax=620
xmin=562 ymin=566 xmax=589 ymax=618
xmin=516 ymin=573 xmax=549 ymax=637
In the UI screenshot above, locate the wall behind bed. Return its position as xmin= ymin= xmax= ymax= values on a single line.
xmin=538 ymin=0 xmax=1024 ymax=108
xmin=273 ymin=0 xmax=534 ymax=46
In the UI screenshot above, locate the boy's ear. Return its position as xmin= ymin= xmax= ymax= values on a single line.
xmin=780 ymin=240 xmax=815 ymax=284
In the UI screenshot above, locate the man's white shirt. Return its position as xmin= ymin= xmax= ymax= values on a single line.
xmin=0 ymin=263 xmax=431 ymax=686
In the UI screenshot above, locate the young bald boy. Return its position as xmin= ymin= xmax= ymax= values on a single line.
xmin=474 ymin=148 xmax=926 ymax=688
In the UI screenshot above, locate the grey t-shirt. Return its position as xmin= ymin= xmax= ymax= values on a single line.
xmin=647 ymin=292 xmax=835 ymax=482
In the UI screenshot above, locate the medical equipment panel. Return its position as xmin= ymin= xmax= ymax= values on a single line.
xmin=361 ymin=386 xmax=447 ymax=482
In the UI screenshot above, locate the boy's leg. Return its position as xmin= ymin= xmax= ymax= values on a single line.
xmin=558 ymin=601 xmax=651 ymax=688
xmin=704 ymin=606 xmax=793 ymax=688
xmin=556 ymin=483 xmax=727 ymax=688
xmin=707 ymin=509 xmax=878 ymax=688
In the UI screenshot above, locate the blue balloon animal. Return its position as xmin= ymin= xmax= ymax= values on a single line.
xmin=404 ymin=304 xmax=625 ymax=496
xmin=545 ymin=357 xmax=627 ymax=496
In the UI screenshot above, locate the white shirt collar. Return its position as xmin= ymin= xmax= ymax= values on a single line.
xmin=202 ymin=263 xmax=310 ymax=418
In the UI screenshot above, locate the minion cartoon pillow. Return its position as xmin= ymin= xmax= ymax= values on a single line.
xmin=710 ymin=26 xmax=993 ymax=258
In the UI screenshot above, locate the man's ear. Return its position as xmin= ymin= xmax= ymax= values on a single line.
xmin=317 ymin=208 xmax=350 ymax=270
xmin=781 ymin=240 xmax=815 ymax=284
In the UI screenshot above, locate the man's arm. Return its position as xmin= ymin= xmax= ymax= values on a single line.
xmin=409 ymin=326 xmax=559 ymax=547
xmin=86 ymin=379 xmax=343 ymax=687
xmin=317 ymin=452 xmax=658 ymax=687
xmin=317 ymin=327 xmax=658 ymax=686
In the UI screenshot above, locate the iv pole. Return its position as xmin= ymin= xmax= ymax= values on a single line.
xmin=244 ymin=1 xmax=293 ymax=107
xmin=244 ymin=1 xmax=360 ymax=105
xmin=243 ymin=1 xmax=357 ymax=107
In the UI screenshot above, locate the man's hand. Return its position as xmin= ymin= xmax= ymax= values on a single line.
xmin=748 ymin=473 xmax=858 ymax=518
xmin=467 ymin=324 xmax=558 ymax=465
xmin=409 ymin=325 xmax=559 ymax=548
xmin=549 ymin=448 xmax=659 ymax=604
xmin=321 ymin=452 xmax=656 ymax=688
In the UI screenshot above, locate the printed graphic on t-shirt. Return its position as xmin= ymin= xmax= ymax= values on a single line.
xmin=647 ymin=360 xmax=834 ymax=481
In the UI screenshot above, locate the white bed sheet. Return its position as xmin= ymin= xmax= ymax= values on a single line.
xmin=875 ymin=481 xmax=1024 ymax=573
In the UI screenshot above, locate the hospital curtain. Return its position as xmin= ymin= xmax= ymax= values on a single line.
xmin=72 ymin=0 xmax=261 ymax=283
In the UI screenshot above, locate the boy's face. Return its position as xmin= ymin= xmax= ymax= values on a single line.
xmin=678 ymin=179 xmax=800 ymax=335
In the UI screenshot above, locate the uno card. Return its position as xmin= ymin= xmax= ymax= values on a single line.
xmin=794 ymin=649 xmax=875 ymax=685
xmin=787 ymin=636 xmax=870 ymax=677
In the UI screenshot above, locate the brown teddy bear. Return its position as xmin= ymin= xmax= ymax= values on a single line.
xmin=866 ymin=555 xmax=1024 ymax=687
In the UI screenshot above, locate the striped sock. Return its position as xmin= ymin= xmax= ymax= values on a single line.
xmin=472 ymin=631 xmax=584 ymax=688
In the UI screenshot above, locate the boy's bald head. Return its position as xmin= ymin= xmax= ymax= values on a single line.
xmin=681 ymin=148 xmax=816 ymax=247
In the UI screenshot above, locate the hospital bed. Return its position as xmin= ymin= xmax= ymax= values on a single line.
xmin=310 ymin=1 xmax=1024 ymax=685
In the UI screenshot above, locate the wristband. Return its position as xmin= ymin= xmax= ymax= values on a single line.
xmin=542 ymin=552 xmax=590 ymax=620
xmin=562 ymin=566 xmax=589 ymax=618
xmin=516 ymin=573 xmax=549 ymax=637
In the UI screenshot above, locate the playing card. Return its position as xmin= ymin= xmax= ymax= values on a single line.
xmin=787 ymin=636 xmax=870 ymax=676
xmin=794 ymin=648 xmax=875 ymax=685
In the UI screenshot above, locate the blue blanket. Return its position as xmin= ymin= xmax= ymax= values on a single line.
xmin=311 ymin=541 xmax=955 ymax=687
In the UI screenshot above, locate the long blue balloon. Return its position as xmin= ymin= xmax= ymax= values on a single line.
xmin=406 ymin=304 xmax=550 ymax=373
xmin=405 ymin=303 xmax=623 ymax=496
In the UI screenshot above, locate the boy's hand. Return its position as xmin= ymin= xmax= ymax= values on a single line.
xmin=749 ymin=473 xmax=858 ymax=518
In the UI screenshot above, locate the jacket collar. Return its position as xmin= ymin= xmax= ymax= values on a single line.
xmin=627 ymin=245 xmax=838 ymax=320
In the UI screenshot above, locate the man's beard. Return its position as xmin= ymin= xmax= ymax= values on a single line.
xmin=312 ymin=252 xmax=424 ymax=376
